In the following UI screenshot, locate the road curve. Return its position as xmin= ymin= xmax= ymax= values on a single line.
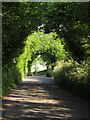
xmin=2 ymin=76 xmax=88 ymax=120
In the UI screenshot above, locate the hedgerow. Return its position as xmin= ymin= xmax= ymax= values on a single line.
xmin=53 ymin=60 xmax=89 ymax=99
xmin=2 ymin=63 xmax=22 ymax=95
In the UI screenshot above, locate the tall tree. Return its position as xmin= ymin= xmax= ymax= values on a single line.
xmin=2 ymin=2 xmax=43 ymax=64
xmin=41 ymin=2 xmax=90 ymax=61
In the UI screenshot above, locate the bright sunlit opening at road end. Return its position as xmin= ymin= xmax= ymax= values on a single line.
xmin=31 ymin=61 xmax=47 ymax=73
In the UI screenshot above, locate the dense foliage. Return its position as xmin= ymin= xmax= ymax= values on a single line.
xmin=2 ymin=31 xmax=67 ymax=95
xmin=16 ymin=32 xmax=67 ymax=77
xmin=2 ymin=2 xmax=43 ymax=65
xmin=42 ymin=2 xmax=90 ymax=61
xmin=2 ymin=2 xmax=89 ymax=97
xmin=53 ymin=60 xmax=89 ymax=99
xmin=2 ymin=63 xmax=22 ymax=95
xmin=2 ymin=2 xmax=90 ymax=64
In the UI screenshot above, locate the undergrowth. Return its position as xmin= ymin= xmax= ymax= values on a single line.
xmin=2 ymin=63 xmax=22 ymax=96
xmin=53 ymin=60 xmax=89 ymax=99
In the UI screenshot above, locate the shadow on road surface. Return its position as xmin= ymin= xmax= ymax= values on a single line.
xmin=2 ymin=76 xmax=88 ymax=120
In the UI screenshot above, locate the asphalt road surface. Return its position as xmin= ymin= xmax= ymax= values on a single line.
xmin=2 ymin=76 xmax=88 ymax=120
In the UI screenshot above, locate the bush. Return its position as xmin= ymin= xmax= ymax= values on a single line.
xmin=53 ymin=60 xmax=88 ymax=99
xmin=2 ymin=63 xmax=22 ymax=96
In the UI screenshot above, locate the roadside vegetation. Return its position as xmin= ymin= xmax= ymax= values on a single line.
xmin=53 ymin=60 xmax=89 ymax=99
xmin=2 ymin=63 xmax=22 ymax=95
xmin=2 ymin=2 xmax=89 ymax=98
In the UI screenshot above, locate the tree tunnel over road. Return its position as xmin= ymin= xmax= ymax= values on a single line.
xmin=2 ymin=3 xmax=89 ymax=119
xmin=2 ymin=2 xmax=89 ymax=65
xmin=16 ymin=31 xmax=68 ymax=77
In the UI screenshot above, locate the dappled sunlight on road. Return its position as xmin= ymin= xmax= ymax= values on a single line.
xmin=2 ymin=76 xmax=88 ymax=120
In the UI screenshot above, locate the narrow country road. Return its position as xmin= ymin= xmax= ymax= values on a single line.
xmin=2 ymin=76 xmax=88 ymax=120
